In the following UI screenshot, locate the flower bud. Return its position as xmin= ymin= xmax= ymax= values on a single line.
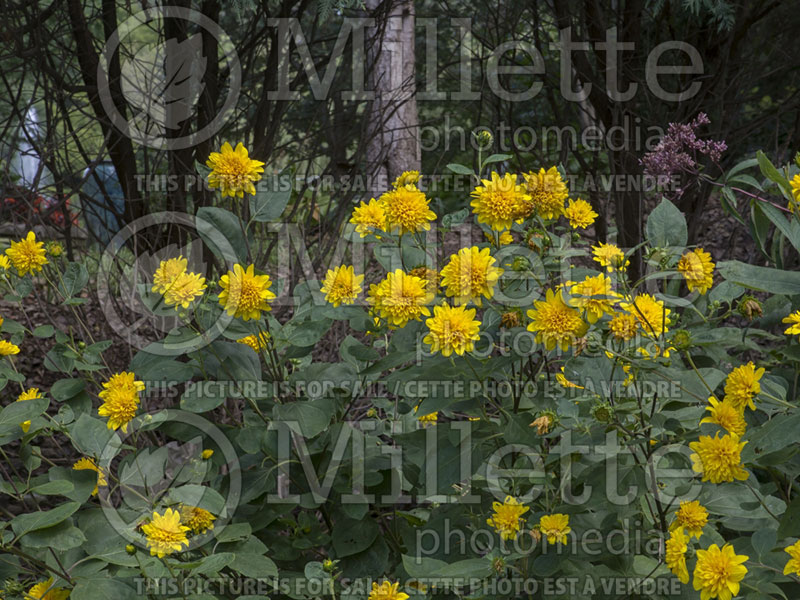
xmin=591 ymin=402 xmax=614 ymax=424
xmin=474 ymin=130 xmax=494 ymax=149
xmin=737 ymin=295 xmax=762 ymax=320
xmin=322 ymin=558 xmax=337 ymax=572
xmin=671 ymin=329 xmax=692 ymax=351
xmin=511 ymin=256 xmax=529 ymax=272
xmin=492 ymin=556 xmax=506 ymax=574
xmin=46 ymin=241 xmax=64 ymax=257
xmin=500 ymin=311 xmax=521 ymax=329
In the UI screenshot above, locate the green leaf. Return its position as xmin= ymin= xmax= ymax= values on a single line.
xmin=229 ymin=553 xmax=278 ymax=578
xmin=189 ymin=552 xmax=234 ymax=576
xmin=778 ymin=493 xmax=800 ymax=538
xmin=59 ymin=262 xmax=89 ymax=298
xmin=718 ymin=260 xmax=800 ymax=295
xmin=441 ymin=208 xmax=469 ymax=228
xmin=69 ymin=413 xmax=118 ymax=458
xmin=756 ymin=150 xmax=790 ymax=191
xmin=21 ymin=521 xmax=86 ymax=551
xmin=481 ymin=153 xmax=513 ymax=167
xmin=71 ymin=577 xmax=138 ymax=600
xmin=755 ymin=201 xmax=800 ymax=253
xmin=11 ymin=501 xmax=80 ymax=537
xmin=250 ymin=174 xmax=292 ymax=222
xmin=0 ymin=397 xmax=48 ymax=431
xmin=30 ymin=480 xmax=74 ymax=496
xmin=215 ymin=522 xmax=251 ymax=543
xmin=751 ymin=528 xmax=776 ymax=560
xmin=50 ymin=378 xmax=86 ymax=402
xmin=340 ymin=335 xmax=380 ymax=366
xmin=401 ymin=554 xmax=448 ymax=578
xmin=646 ymin=198 xmax=687 ymax=247
xmin=195 ymin=160 xmax=212 ymax=178
xmin=445 ymin=163 xmax=474 ymax=176
xmin=168 ymin=484 xmax=226 ymax=514
xmin=196 ymin=206 xmax=247 ymax=263
xmin=33 ymin=325 xmax=55 ymax=338
xmin=332 ymin=518 xmax=379 ymax=557
xmin=181 ymin=383 xmax=226 ymax=413
xmin=274 ymin=400 xmax=333 ymax=439
xmin=434 ymin=558 xmax=493 ymax=579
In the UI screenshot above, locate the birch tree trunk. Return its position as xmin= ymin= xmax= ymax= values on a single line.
xmin=365 ymin=0 xmax=420 ymax=198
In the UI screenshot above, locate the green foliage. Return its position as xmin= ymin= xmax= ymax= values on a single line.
xmin=1 ymin=147 xmax=800 ymax=600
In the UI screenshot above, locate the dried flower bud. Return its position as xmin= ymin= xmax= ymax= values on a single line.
xmin=737 ymin=295 xmax=762 ymax=320
xmin=500 ymin=311 xmax=521 ymax=329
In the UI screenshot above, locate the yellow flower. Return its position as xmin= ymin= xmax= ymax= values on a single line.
xmin=485 ymin=230 xmax=515 ymax=246
xmin=25 ymin=577 xmax=70 ymax=600
xmin=380 ymin=184 xmax=436 ymax=235
xmin=538 ymin=513 xmax=571 ymax=545
xmin=692 ymin=543 xmax=748 ymax=600
xmin=367 ymin=270 xmax=433 ymax=328
xmin=564 ymin=198 xmax=598 ymax=229
xmin=97 ymin=371 xmax=145 ymax=432
xmin=202 ymin=449 xmax=214 ymax=460
xmin=16 ymin=387 xmax=42 ymax=433
xmin=152 ymin=257 xmax=188 ymax=294
xmin=609 ymin=313 xmax=637 ymax=341
xmin=5 ymin=231 xmax=48 ymax=276
xmin=700 ymin=396 xmax=746 ymax=437
xmin=689 ymin=433 xmax=748 ymax=484
xmin=350 ymin=198 xmax=387 ymax=238
xmin=523 ymin=167 xmax=569 ymax=220
xmin=723 ymin=362 xmax=764 ymax=411
xmin=678 ymin=248 xmax=715 ymax=294
xmin=414 ymin=406 xmax=438 ymax=427
xmin=783 ymin=310 xmax=800 ymax=335
xmin=783 ymin=540 xmax=800 ymax=576
xmin=526 ymin=289 xmax=588 ymax=352
xmin=530 ymin=415 xmax=552 ymax=434
xmin=669 ymin=500 xmax=708 ymax=540
xmin=470 ymin=172 xmax=531 ymax=231
xmin=555 ymin=367 xmax=582 ymax=389
xmin=218 ymin=264 xmax=276 ymax=321
xmin=321 ymin=265 xmax=364 ymax=307
xmin=73 ymin=457 xmax=107 ymax=496
xmin=0 ymin=254 xmax=9 ymax=269
xmin=790 ymin=173 xmax=800 ymax=213
xmin=620 ymin=293 xmax=670 ymax=338
xmin=206 ymin=142 xmax=265 ymax=198
xmin=367 ymin=581 xmax=409 ymax=600
xmin=665 ymin=528 xmax=690 ymax=584
xmin=591 ymin=242 xmax=628 ymax=272
xmin=0 ymin=340 xmax=20 ymax=356
xmin=141 ymin=507 xmax=190 ymax=557
xmin=568 ymin=274 xmax=618 ymax=323
xmin=163 ymin=271 xmax=206 ymax=309
xmin=180 ymin=505 xmax=216 ymax=534
xmin=423 ymin=304 xmax=481 ymax=357
xmin=407 ymin=266 xmax=439 ymax=293
xmin=440 ymin=246 xmax=503 ymax=306
xmin=486 ymin=496 xmax=529 ymax=540
xmin=236 ymin=332 xmax=270 ymax=353
xmin=392 ymin=170 xmax=420 ymax=188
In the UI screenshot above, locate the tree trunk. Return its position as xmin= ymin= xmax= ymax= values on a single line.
xmin=365 ymin=0 xmax=420 ymax=198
